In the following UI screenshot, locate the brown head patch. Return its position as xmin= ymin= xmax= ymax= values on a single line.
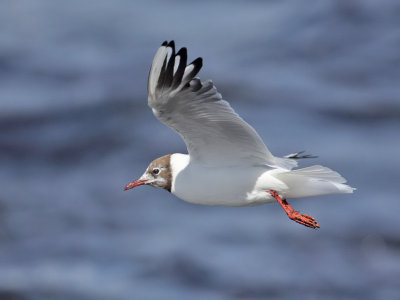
xmin=146 ymin=154 xmax=172 ymax=192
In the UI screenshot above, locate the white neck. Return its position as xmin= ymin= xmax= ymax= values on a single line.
xmin=170 ymin=153 xmax=190 ymax=193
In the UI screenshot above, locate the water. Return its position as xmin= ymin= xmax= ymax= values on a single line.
xmin=1 ymin=0 xmax=400 ymax=299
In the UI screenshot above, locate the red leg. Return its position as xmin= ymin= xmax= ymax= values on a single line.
xmin=267 ymin=190 xmax=320 ymax=229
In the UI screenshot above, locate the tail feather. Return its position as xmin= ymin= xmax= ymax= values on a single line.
xmin=275 ymin=165 xmax=356 ymax=198
xmin=290 ymin=165 xmax=347 ymax=183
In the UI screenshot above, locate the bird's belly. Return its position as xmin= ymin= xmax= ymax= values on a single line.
xmin=171 ymin=165 xmax=272 ymax=206
xmin=174 ymin=182 xmax=249 ymax=206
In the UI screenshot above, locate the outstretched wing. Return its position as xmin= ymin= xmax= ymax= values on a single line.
xmin=147 ymin=41 xmax=296 ymax=168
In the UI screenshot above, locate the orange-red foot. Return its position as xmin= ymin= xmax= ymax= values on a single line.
xmin=267 ymin=190 xmax=320 ymax=229
xmin=286 ymin=211 xmax=320 ymax=229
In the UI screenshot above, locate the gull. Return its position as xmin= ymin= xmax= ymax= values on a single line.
xmin=124 ymin=41 xmax=355 ymax=229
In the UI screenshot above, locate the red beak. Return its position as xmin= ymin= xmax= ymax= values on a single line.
xmin=123 ymin=179 xmax=148 ymax=191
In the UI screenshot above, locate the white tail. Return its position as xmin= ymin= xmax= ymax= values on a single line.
xmin=275 ymin=165 xmax=356 ymax=198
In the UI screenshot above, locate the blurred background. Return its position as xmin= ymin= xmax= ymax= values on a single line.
xmin=1 ymin=0 xmax=400 ymax=299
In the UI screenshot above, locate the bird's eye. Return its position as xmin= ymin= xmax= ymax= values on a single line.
xmin=152 ymin=168 xmax=160 ymax=175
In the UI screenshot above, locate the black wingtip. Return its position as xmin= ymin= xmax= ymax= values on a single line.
xmin=167 ymin=40 xmax=175 ymax=50
xmin=188 ymin=57 xmax=203 ymax=78
xmin=171 ymin=47 xmax=188 ymax=89
xmin=176 ymin=47 xmax=187 ymax=57
xmin=163 ymin=41 xmax=176 ymax=87
xmin=189 ymin=57 xmax=203 ymax=67
xmin=155 ymin=42 xmax=203 ymax=91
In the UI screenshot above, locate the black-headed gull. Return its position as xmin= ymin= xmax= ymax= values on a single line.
xmin=124 ymin=41 xmax=355 ymax=229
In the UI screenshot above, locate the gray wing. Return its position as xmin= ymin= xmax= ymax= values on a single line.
xmin=147 ymin=41 xmax=296 ymax=168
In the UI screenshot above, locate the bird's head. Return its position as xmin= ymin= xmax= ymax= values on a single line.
xmin=124 ymin=154 xmax=172 ymax=192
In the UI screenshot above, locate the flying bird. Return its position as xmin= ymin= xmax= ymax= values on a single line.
xmin=124 ymin=41 xmax=355 ymax=229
